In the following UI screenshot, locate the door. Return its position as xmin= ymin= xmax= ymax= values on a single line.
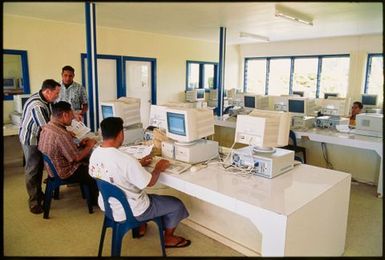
xmin=124 ymin=60 xmax=152 ymax=128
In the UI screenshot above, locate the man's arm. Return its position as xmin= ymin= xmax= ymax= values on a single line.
xmin=74 ymin=138 xmax=96 ymax=162
xmin=147 ymin=159 xmax=170 ymax=187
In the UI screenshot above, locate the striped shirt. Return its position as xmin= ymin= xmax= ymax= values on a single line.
xmin=19 ymin=91 xmax=53 ymax=146
xmin=57 ymin=81 xmax=88 ymax=111
xmin=38 ymin=120 xmax=81 ymax=179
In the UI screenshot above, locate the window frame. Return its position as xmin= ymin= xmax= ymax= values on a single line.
xmin=3 ymin=49 xmax=31 ymax=101
xmin=186 ymin=60 xmax=218 ymax=92
xmin=244 ymin=54 xmax=350 ymax=98
xmin=364 ymin=53 xmax=383 ymax=94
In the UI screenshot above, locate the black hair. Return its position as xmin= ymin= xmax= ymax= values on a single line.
xmin=62 ymin=65 xmax=75 ymax=74
xmin=100 ymin=117 xmax=124 ymax=139
xmin=52 ymin=101 xmax=72 ymax=118
xmin=41 ymin=79 xmax=61 ymax=91
xmin=353 ymin=101 xmax=363 ymax=109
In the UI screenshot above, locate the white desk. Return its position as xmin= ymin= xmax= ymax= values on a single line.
xmin=294 ymin=128 xmax=383 ymax=197
xmin=3 ymin=124 xmax=19 ymax=137
xmin=214 ymin=117 xmax=383 ymax=197
xmin=158 ymin=164 xmax=351 ymax=256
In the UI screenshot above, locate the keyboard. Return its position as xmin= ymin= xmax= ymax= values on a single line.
xmin=146 ymin=156 xmax=192 ymax=174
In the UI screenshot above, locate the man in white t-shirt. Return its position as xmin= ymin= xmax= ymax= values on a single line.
xmin=89 ymin=117 xmax=191 ymax=248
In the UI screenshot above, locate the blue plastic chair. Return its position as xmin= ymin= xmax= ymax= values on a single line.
xmin=94 ymin=178 xmax=166 ymax=257
xmin=42 ymin=153 xmax=94 ymax=219
xmin=282 ymin=130 xmax=307 ymax=163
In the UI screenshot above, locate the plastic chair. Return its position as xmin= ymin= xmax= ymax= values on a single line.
xmin=282 ymin=130 xmax=307 ymax=163
xmin=42 ymin=153 xmax=94 ymax=219
xmin=95 ymin=178 xmax=166 ymax=257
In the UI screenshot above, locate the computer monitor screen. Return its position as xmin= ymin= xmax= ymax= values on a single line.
xmin=197 ymin=89 xmax=205 ymax=99
xmin=288 ymin=99 xmax=305 ymax=114
xmin=167 ymin=112 xmax=186 ymax=136
xmin=4 ymin=78 xmax=17 ymax=89
xmin=165 ymin=107 xmax=214 ymax=143
xmin=324 ymin=92 xmax=339 ymax=99
xmin=101 ymin=105 xmax=114 ymax=119
xmin=14 ymin=94 xmax=30 ymax=114
xmin=244 ymin=96 xmax=256 ymax=108
xmin=292 ymin=91 xmax=304 ymax=97
xmin=361 ymin=94 xmax=377 ymax=106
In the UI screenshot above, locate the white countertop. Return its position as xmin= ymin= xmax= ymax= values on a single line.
xmin=158 ymin=163 xmax=350 ymax=216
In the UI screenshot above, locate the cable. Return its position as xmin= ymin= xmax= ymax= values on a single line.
xmin=321 ymin=142 xmax=334 ymax=169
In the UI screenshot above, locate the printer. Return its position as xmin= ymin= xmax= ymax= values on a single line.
xmin=353 ymin=113 xmax=383 ymax=138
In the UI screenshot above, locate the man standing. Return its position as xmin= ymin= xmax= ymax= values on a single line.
xmin=38 ymin=101 xmax=98 ymax=204
xmin=19 ymin=79 xmax=61 ymax=214
xmin=58 ymin=65 xmax=88 ymax=121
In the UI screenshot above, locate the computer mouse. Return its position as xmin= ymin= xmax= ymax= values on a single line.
xmin=190 ymin=164 xmax=207 ymax=172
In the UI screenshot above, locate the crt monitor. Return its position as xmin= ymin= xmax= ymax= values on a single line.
xmin=185 ymin=88 xmax=205 ymax=102
xmin=148 ymin=104 xmax=167 ymax=129
xmin=288 ymin=98 xmax=305 ymax=116
xmin=324 ymin=92 xmax=339 ymax=99
xmin=235 ymin=109 xmax=291 ymax=148
xmin=100 ymin=98 xmax=141 ymax=127
xmin=292 ymin=91 xmax=304 ymax=97
xmin=361 ymin=94 xmax=378 ymax=107
xmin=14 ymin=94 xmax=30 ymax=114
xmin=165 ymin=107 xmax=214 ymax=143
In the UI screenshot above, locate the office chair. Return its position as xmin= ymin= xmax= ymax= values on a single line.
xmin=42 ymin=153 xmax=94 ymax=219
xmin=282 ymin=130 xmax=307 ymax=163
xmin=95 ymin=178 xmax=166 ymax=257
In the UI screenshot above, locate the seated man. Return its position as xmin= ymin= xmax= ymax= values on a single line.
xmin=349 ymin=101 xmax=363 ymax=126
xmin=89 ymin=117 xmax=191 ymax=248
xmin=38 ymin=101 xmax=98 ymax=204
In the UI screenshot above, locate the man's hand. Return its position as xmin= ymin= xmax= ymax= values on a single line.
xmin=154 ymin=159 xmax=170 ymax=172
xmin=74 ymin=111 xmax=83 ymax=121
xmin=139 ymin=155 xmax=152 ymax=167
xmin=68 ymin=130 xmax=76 ymax=138
xmin=84 ymin=138 xmax=97 ymax=148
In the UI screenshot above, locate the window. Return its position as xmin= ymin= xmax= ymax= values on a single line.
xmin=244 ymin=55 xmax=350 ymax=98
xmin=3 ymin=49 xmax=31 ymax=100
xmin=292 ymin=58 xmax=318 ymax=98
xmin=186 ymin=61 xmax=218 ymax=90
xmin=319 ymin=56 xmax=350 ymax=98
xmin=244 ymin=58 xmax=266 ymax=94
xmin=268 ymin=58 xmax=291 ymax=96
xmin=365 ymin=54 xmax=383 ymax=103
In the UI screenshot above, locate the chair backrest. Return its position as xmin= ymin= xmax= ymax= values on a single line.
xmin=289 ymin=130 xmax=298 ymax=148
xmin=94 ymin=178 xmax=139 ymax=224
xmin=42 ymin=153 xmax=60 ymax=179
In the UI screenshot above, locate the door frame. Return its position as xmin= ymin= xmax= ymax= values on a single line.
xmin=122 ymin=56 xmax=157 ymax=105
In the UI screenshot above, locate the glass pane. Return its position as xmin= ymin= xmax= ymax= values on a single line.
xmin=203 ymin=64 xmax=214 ymax=89
xmin=245 ymin=59 xmax=266 ymax=94
xmin=292 ymin=58 xmax=318 ymax=98
xmin=319 ymin=57 xmax=350 ymax=98
xmin=3 ymin=54 xmax=24 ymax=95
xmin=268 ymin=58 xmax=291 ymax=95
xmin=366 ymin=56 xmax=383 ymax=103
xmin=187 ymin=63 xmax=199 ymax=89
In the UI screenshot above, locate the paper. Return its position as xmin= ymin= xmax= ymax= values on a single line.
xmin=119 ymin=144 xmax=154 ymax=159
xmin=66 ymin=119 xmax=91 ymax=140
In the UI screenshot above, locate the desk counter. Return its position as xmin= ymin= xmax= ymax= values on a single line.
xmin=158 ymin=163 xmax=351 ymax=256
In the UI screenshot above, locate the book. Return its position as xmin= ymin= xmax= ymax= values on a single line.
xmin=66 ymin=120 xmax=91 ymax=140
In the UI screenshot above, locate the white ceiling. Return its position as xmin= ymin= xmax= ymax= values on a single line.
xmin=3 ymin=2 xmax=383 ymax=45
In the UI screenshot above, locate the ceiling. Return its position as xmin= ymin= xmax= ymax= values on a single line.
xmin=3 ymin=2 xmax=383 ymax=45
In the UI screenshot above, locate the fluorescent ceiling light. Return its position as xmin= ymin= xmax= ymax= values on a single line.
xmin=240 ymin=32 xmax=270 ymax=42
xmin=275 ymin=4 xmax=313 ymax=26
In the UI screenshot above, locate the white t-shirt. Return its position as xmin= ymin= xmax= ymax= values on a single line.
xmin=89 ymin=146 xmax=152 ymax=221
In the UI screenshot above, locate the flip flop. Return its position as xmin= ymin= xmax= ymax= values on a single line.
xmin=165 ymin=239 xmax=191 ymax=248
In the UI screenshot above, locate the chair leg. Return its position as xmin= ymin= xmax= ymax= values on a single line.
xmin=111 ymin=224 xmax=124 ymax=257
xmin=154 ymin=218 xmax=166 ymax=257
xmin=82 ymin=184 xmax=94 ymax=214
xmin=43 ymin=184 xmax=54 ymax=219
xmin=132 ymin=226 xmax=141 ymax=239
xmin=98 ymin=218 xmax=108 ymax=257
xmin=53 ymin=187 xmax=60 ymax=200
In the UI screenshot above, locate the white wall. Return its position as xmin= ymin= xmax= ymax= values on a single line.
xmin=3 ymin=14 xmax=241 ymax=121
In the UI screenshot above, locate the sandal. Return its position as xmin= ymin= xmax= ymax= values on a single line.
xmin=165 ymin=238 xmax=191 ymax=248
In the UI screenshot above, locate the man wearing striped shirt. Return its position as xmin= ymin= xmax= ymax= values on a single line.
xmin=19 ymin=79 xmax=61 ymax=214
